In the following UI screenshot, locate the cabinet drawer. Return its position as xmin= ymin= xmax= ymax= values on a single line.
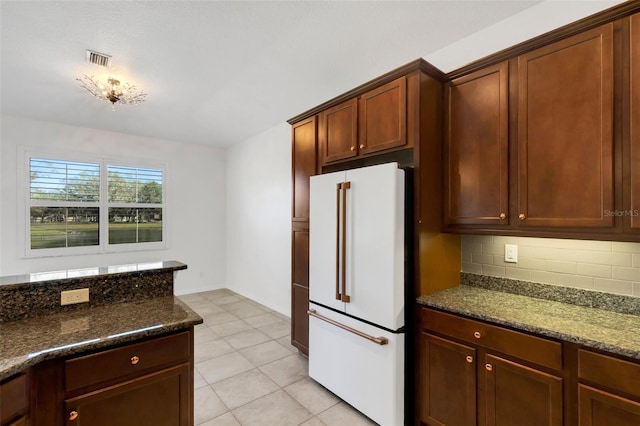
xmin=579 ymin=349 xmax=640 ymax=399
xmin=421 ymin=308 xmax=562 ymax=370
xmin=65 ymin=331 xmax=190 ymax=392
xmin=0 ymin=374 xmax=27 ymax=425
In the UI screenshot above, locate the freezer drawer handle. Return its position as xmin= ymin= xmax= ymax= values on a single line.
xmin=307 ymin=309 xmax=389 ymax=345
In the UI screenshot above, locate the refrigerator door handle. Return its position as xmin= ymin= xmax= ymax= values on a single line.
xmin=307 ymin=309 xmax=388 ymax=345
xmin=335 ymin=183 xmax=342 ymax=301
xmin=341 ymin=181 xmax=351 ymax=303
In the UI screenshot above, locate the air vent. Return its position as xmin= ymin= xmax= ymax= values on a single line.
xmin=86 ymin=50 xmax=112 ymax=68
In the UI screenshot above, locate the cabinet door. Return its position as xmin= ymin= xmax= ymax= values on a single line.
xmin=358 ymin=76 xmax=407 ymax=155
xmin=420 ymin=333 xmax=476 ymax=426
xmin=1 ymin=374 xmax=27 ymax=426
xmin=65 ymin=364 xmax=190 ymax=426
xmin=517 ymin=24 xmax=614 ymax=228
xmin=483 ymin=354 xmax=563 ymax=426
xmin=579 ymin=384 xmax=640 ymax=426
xmin=444 ymin=63 xmax=509 ymax=225
xmin=320 ymin=98 xmax=358 ymax=163
xmin=630 ymin=13 xmax=640 ymax=230
xmin=291 ymin=226 xmax=309 ymax=354
xmin=292 ymin=117 xmax=316 ymax=221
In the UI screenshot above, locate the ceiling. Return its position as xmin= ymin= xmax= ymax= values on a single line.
xmin=0 ymin=1 xmax=619 ymax=148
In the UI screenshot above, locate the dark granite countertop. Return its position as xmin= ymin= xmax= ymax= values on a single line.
xmin=417 ymin=285 xmax=640 ymax=361
xmin=0 ymin=296 xmax=203 ymax=381
xmin=0 ymin=260 xmax=187 ymax=288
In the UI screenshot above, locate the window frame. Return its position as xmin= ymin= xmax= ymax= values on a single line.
xmin=21 ymin=148 xmax=167 ymax=258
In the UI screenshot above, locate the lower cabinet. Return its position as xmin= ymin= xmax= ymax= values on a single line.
xmin=64 ymin=364 xmax=190 ymax=426
xmin=483 ymin=354 xmax=563 ymax=426
xmin=578 ymin=349 xmax=640 ymax=425
xmin=30 ymin=329 xmax=194 ymax=426
xmin=419 ymin=307 xmax=640 ymax=426
xmin=419 ymin=308 xmax=563 ymax=426
xmin=420 ymin=334 xmax=476 ymax=426
xmin=0 ymin=374 xmax=28 ymax=426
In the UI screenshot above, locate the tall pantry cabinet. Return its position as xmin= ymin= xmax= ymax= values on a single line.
xmin=290 ymin=117 xmax=316 ymax=354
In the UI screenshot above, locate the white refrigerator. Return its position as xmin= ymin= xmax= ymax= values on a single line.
xmin=308 ymin=162 xmax=406 ymax=426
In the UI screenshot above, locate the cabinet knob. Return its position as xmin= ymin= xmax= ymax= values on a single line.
xmin=359 ymin=144 xmax=365 ymax=149
xmin=499 ymin=212 xmax=506 ymax=220
xmin=69 ymin=411 xmax=79 ymax=421
xmin=473 ymin=331 xmax=481 ymax=339
xmin=131 ymin=355 xmax=140 ymax=365
xmin=486 ymin=364 xmax=493 ymax=371
xmin=466 ymin=356 xmax=473 ymax=363
xmin=518 ymin=213 xmax=526 ymax=220
xmin=350 ymin=146 xmax=355 ymax=151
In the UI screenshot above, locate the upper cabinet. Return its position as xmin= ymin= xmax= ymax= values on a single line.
xmin=358 ymin=76 xmax=407 ymax=155
xmin=443 ymin=4 xmax=640 ymax=241
xmin=319 ymin=98 xmax=358 ymax=163
xmin=629 ymin=13 xmax=640 ymax=232
xmin=517 ymin=24 xmax=614 ymax=228
xmin=319 ymin=76 xmax=410 ymax=166
xmin=444 ymin=62 xmax=509 ymax=226
xmin=292 ymin=116 xmax=317 ymax=221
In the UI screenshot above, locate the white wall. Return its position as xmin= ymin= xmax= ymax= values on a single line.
xmin=425 ymin=0 xmax=626 ymax=73
xmin=0 ymin=115 xmax=227 ymax=295
xmin=225 ymin=122 xmax=291 ymax=317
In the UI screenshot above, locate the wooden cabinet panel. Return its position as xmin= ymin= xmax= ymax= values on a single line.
xmin=517 ymin=24 xmax=614 ymax=228
xmin=579 ymin=384 xmax=640 ymax=426
xmin=1 ymin=374 xmax=27 ymax=426
xmin=444 ymin=63 xmax=509 ymax=225
xmin=630 ymin=13 xmax=640 ymax=230
xmin=358 ymin=76 xmax=407 ymax=155
xmin=420 ymin=333 xmax=476 ymax=426
xmin=320 ymin=98 xmax=358 ymax=163
xmin=292 ymin=228 xmax=309 ymax=287
xmin=483 ymin=354 xmax=563 ymax=426
xmin=65 ymin=332 xmax=190 ymax=393
xmin=65 ymin=364 xmax=190 ymax=426
xmin=292 ymin=117 xmax=317 ymax=221
xmin=578 ymin=349 xmax=640 ymax=400
xmin=291 ymin=283 xmax=309 ymax=355
xmin=422 ymin=308 xmax=562 ymax=370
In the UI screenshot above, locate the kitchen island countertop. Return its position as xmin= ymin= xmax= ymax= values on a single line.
xmin=418 ymin=285 xmax=640 ymax=361
xmin=0 ymin=295 xmax=202 ymax=381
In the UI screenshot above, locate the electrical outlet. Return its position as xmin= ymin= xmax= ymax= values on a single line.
xmin=505 ymin=244 xmax=518 ymax=263
xmin=61 ymin=288 xmax=90 ymax=305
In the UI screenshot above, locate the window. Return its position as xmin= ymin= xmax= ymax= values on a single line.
xmin=27 ymin=155 xmax=164 ymax=254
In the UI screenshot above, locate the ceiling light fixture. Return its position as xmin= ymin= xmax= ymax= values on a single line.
xmin=77 ymin=74 xmax=147 ymax=110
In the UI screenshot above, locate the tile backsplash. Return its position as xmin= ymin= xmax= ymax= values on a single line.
xmin=461 ymin=235 xmax=640 ymax=297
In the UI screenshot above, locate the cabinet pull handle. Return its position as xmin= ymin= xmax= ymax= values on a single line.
xmin=518 ymin=213 xmax=526 ymax=220
xmin=499 ymin=212 xmax=506 ymax=219
xmin=466 ymin=356 xmax=473 ymax=363
xmin=486 ymin=363 xmax=493 ymax=371
xmin=131 ymin=355 xmax=140 ymax=365
xmin=69 ymin=411 xmax=79 ymax=421
xmin=359 ymin=144 xmax=365 ymax=149
xmin=473 ymin=331 xmax=481 ymax=339
xmin=350 ymin=146 xmax=355 ymax=151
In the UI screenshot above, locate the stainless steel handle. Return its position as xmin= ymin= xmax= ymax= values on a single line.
xmin=308 ymin=309 xmax=388 ymax=345
xmin=335 ymin=183 xmax=342 ymax=301
xmin=341 ymin=181 xmax=351 ymax=303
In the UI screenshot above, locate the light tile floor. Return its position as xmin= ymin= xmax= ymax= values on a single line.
xmin=179 ymin=289 xmax=376 ymax=426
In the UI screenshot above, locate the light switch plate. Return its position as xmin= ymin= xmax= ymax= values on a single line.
xmin=505 ymin=244 xmax=518 ymax=263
